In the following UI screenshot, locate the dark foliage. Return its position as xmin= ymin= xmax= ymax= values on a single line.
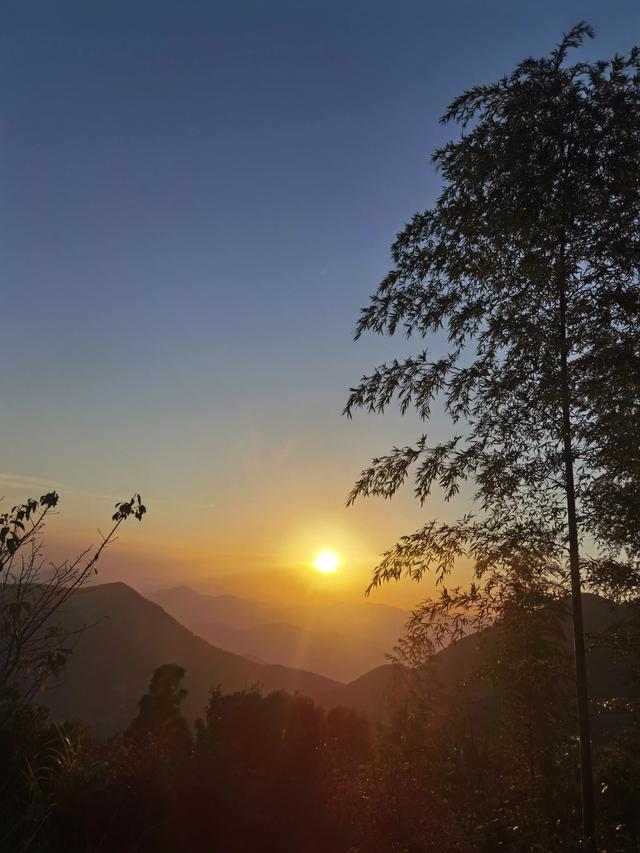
xmin=345 ymin=21 xmax=640 ymax=848
xmin=127 ymin=663 xmax=192 ymax=751
xmin=0 ymin=492 xmax=145 ymax=708
xmin=2 ymin=641 xmax=640 ymax=853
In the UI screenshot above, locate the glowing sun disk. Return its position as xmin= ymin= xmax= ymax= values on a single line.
xmin=312 ymin=549 xmax=340 ymax=574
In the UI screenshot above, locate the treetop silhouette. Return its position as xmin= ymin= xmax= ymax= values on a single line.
xmin=346 ymin=22 xmax=640 ymax=849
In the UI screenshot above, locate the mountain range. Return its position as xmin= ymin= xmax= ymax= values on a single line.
xmin=38 ymin=583 xmax=637 ymax=738
xmin=325 ymin=593 xmax=638 ymax=732
xmin=42 ymin=583 xmax=340 ymax=734
xmin=148 ymin=585 xmax=408 ymax=681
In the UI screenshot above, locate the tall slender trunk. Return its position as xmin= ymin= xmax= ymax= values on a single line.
xmin=558 ymin=255 xmax=596 ymax=851
xmin=522 ymin=608 xmax=536 ymax=781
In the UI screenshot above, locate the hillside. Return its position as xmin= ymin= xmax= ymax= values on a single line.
xmin=149 ymin=585 xmax=408 ymax=681
xmin=323 ymin=664 xmax=397 ymax=718
xmin=150 ymin=586 xmax=278 ymax=629
xmin=40 ymin=583 xmax=340 ymax=734
xmin=38 ymin=585 xmax=636 ymax=737
xmin=325 ymin=595 xmax=638 ymax=723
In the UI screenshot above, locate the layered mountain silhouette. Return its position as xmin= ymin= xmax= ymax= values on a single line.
xmin=149 ymin=585 xmax=408 ymax=681
xmin=325 ymin=594 xmax=638 ymax=729
xmin=39 ymin=584 xmax=637 ymax=738
xmin=40 ymin=583 xmax=340 ymax=734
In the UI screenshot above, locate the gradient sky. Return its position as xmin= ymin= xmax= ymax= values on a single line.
xmin=1 ymin=1 xmax=639 ymax=605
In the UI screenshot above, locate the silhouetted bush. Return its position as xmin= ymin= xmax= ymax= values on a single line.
xmin=3 ymin=655 xmax=640 ymax=852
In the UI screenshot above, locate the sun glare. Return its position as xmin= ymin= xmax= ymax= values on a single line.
xmin=312 ymin=549 xmax=340 ymax=574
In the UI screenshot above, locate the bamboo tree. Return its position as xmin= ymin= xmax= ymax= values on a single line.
xmin=559 ymin=238 xmax=596 ymax=842
xmin=346 ymin=23 xmax=640 ymax=849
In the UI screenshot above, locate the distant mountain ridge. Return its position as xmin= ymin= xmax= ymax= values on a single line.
xmin=38 ymin=584 xmax=635 ymax=738
xmin=149 ymin=585 xmax=408 ymax=681
xmin=40 ymin=583 xmax=341 ymax=734
xmin=325 ymin=594 xmax=639 ymax=725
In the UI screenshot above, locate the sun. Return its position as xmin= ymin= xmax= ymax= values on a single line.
xmin=311 ymin=549 xmax=340 ymax=574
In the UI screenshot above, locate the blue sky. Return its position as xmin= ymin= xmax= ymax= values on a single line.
xmin=1 ymin=0 xmax=638 ymax=599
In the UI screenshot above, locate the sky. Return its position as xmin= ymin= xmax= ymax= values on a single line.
xmin=1 ymin=0 xmax=639 ymax=606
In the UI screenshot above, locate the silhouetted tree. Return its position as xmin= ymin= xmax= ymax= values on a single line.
xmin=0 ymin=493 xmax=146 ymax=710
xmin=345 ymin=22 xmax=640 ymax=849
xmin=3 ymin=661 xmax=639 ymax=851
xmin=128 ymin=663 xmax=191 ymax=752
xmin=192 ymin=686 xmax=371 ymax=853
